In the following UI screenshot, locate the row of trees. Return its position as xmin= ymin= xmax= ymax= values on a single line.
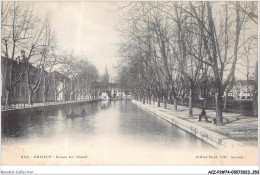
xmin=1 ymin=2 xmax=99 ymax=105
xmin=116 ymin=2 xmax=258 ymax=125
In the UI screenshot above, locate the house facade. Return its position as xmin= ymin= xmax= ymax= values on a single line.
xmin=1 ymin=56 xmax=70 ymax=105
xmin=227 ymin=80 xmax=256 ymax=100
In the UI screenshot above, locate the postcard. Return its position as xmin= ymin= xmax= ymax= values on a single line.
xmin=1 ymin=1 xmax=258 ymax=173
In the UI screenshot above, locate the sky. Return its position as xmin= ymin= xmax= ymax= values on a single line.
xmin=33 ymin=1 xmax=124 ymax=77
xmin=28 ymin=1 xmax=258 ymax=80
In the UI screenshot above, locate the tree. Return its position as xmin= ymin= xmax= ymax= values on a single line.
xmin=24 ymin=15 xmax=56 ymax=104
xmin=116 ymin=1 xmax=257 ymax=124
xmin=252 ymin=61 xmax=258 ymax=116
xmin=186 ymin=2 xmax=247 ymax=125
xmin=52 ymin=53 xmax=99 ymax=102
xmin=1 ymin=2 xmax=38 ymax=105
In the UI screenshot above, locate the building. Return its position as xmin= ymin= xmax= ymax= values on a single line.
xmin=1 ymin=56 xmax=70 ymax=105
xmin=50 ymin=71 xmax=71 ymax=102
xmin=227 ymin=80 xmax=256 ymax=100
xmin=95 ymin=66 xmax=130 ymax=99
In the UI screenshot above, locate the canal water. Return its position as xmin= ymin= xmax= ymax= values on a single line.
xmin=1 ymin=101 xmax=214 ymax=165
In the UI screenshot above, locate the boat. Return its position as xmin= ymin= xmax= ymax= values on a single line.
xmin=81 ymin=108 xmax=87 ymax=115
xmin=66 ymin=113 xmax=85 ymax=118
xmin=66 ymin=109 xmax=87 ymax=118
xmin=100 ymin=104 xmax=106 ymax=109
xmin=109 ymin=97 xmax=116 ymax=101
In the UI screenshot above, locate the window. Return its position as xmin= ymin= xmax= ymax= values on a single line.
xmin=36 ymin=90 xmax=40 ymax=98
xmin=17 ymin=87 xmax=20 ymax=96
xmin=48 ymin=89 xmax=52 ymax=97
xmin=47 ymin=89 xmax=53 ymax=97
xmin=12 ymin=87 xmax=16 ymax=97
xmin=22 ymin=73 xmax=26 ymax=81
xmin=47 ymin=90 xmax=50 ymax=97
xmin=21 ymin=87 xmax=25 ymax=96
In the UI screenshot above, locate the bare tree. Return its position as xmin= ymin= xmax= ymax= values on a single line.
xmin=24 ymin=15 xmax=56 ymax=104
xmin=186 ymin=2 xmax=247 ymax=125
xmin=117 ymin=1 xmax=257 ymax=125
xmin=1 ymin=2 xmax=38 ymax=105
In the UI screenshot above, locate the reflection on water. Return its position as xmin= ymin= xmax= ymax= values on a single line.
xmin=2 ymin=101 xmax=212 ymax=149
xmin=1 ymin=101 xmax=218 ymax=165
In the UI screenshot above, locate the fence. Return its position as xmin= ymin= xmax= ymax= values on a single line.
xmin=1 ymin=98 xmax=100 ymax=111
xmin=179 ymin=98 xmax=253 ymax=115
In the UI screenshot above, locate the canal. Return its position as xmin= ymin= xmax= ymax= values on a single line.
xmin=1 ymin=100 xmax=214 ymax=165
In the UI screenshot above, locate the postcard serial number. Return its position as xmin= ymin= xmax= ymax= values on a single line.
xmin=21 ymin=155 xmax=88 ymax=159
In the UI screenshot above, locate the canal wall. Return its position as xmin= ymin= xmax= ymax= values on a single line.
xmin=132 ymin=100 xmax=245 ymax=149
xmin=1 ymin=99 xmax=101 ymax=118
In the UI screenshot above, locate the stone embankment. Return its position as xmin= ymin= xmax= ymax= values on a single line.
xmin=132 ymin=100 xmax=257 ymax=149
xmin=1 ymin=99 xmax=101 ymax=117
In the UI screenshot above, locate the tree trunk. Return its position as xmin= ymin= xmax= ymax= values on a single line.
xmin=142 ymin=95 xmax=145 ymax=104
xmin=70 ymin=93 xmax=73 ymax=101
xmin=189 ymin=89 xmax=193 ymax=117
xmin=70 ymin=78 xmax=73 ymax=100
xmin=5 ymin=89 xmax=11 ymax=106
xmin=189 ymin=81 xmax=193 ymax=117
xmin=164 ymin=95 xmax=167 ymax=109
xmin=252 ymin=61 xmax=258 ymax=116
xmin=62 ymin=92 xmax=66 ymax=102
xmin=252 ymin=91 xmax=257 ymax=117
xmin=169 ymin=95 xmax=173 ymax=104
xmin=43 ymin=79 xmax=46 ymax=104
xmin=174 ymin=98 xmax=177 ymax=111
xmin=149 ymin=96 xmax=151 ymax=105
xmin=215 ymin=91 xmax=223 ymax=126
xmin=203 ymin=98 xmax=207 ymax=109
xmin=28 ymin=91 xmax=33 ymax=105
xmin=43 ymin=93 xmax=46 ymax=104
xmin=158 ymin=96 xmax=160 ymax=107
xmin=224 ymin=92 xmax=228 ymax=111
xmin=54 ymin=93 xmax=57 ymax=102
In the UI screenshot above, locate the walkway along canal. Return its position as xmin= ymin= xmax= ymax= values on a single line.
xmin=1 ymin=100 xmax=256 ymax=165
xmin=1 ymin=99 xmax=101 ymax=112
xmin=132 ymin=100 xmax=245 ymax=149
